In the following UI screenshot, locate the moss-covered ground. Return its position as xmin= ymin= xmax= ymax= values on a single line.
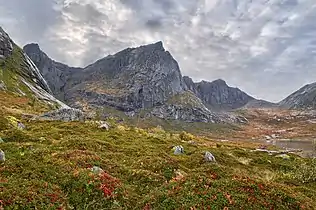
xmin=0 ymin=91 xmax=316 ymax=209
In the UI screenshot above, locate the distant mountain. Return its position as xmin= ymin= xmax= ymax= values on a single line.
xmin=279 ymin=82 xmax=316 ymax=109
xmin=183 ymin=76 xmax=255 ymax=110
xmin=25 ymin=41 xmax=254 ymax=123
xmin=0 ymin=27 xmax=66 ymax=108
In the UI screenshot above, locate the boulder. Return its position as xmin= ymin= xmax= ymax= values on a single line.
xmin=17 ymin=122 xmax=26 ymax=130
xmin=0 ymin=137 xmax=4 ymax=143
xmin=204 ymin=152 xmax=216 ymax=162
xmin=36 ymin=108 xmax=85 ymax=122
xmin=91 ymin=166 xmax=104 ymax=175
xmin=276 ymin=154 xmax=290 ymax=160
xmin=173 ymin=145 xmax=184 ymax=155
xmin=0 ymin=149 xmax=5 ymax=162
xmin=99 ymin=123 xmax=110 ymax=131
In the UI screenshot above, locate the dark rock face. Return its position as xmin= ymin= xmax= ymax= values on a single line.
xmin=183 ymin=76 xmax=254 ymax=110
xmin=23 ymin=44 xmax=82 ymax=100
xmin=25 ymin=41 xmax=252 ymax=123
xmin=0 ymin=27 xmax=13 ymax=59
xmin=67 ymin=41 xmax=187 ymax=111
xmin=279 ymin=82 xmax=316 ymax=109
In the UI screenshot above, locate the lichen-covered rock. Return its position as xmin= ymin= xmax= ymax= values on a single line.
xmin=204 ymin=152 xmax=216 ymax=162
xmin=36 ymin=108 xmax=85 ymax=122
xmin=0 ymin=149 xmax=5 ymax=162
xmin=173 ymin=145 xmax=184 ymax=155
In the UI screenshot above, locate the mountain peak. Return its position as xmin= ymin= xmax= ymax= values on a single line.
xmin=210 ymin=79 xmax=227 ymax=86
xmin=139 ymin=41 xmax=165 ymax=51
xmin=23 ymin=43 xmax=41 ymax=51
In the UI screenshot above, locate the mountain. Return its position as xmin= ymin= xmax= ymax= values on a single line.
xmin=0 ymin=27 xmax=66 ymax=108
xmin=242 ymin=99 xmax=278 ymax=109
xmin=279 ymin=82 xmax=316 ymax=109
xmin=183 ymin=76 xmax=254 ymax=110
xmin=23 ymin=43 xmax=81 ymax=101
xmin=25 ymin=41 xmax=252 ymax=123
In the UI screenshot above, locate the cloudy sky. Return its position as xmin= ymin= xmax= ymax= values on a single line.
xmin=1 ymin=0 xmax=316 ymax=102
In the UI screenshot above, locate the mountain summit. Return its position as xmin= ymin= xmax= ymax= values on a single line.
xmin=24 ymin=41 xmax=258 ymax=123
xmin=183 ymin=76 xmax=254 ymax=110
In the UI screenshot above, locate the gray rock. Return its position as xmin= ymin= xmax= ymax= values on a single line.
xmin=17 ymin=122 xmax=26 ymax=130
xmin=91 ymin=166 xmax=104 ymax=175
xmin=23 ymin=43 xmax=81 ymax=101
xmin=0 ymin=27 xmax=67 ymax=108
xmin=99 ymin=123 xmax=110 ymax=130
xmin=279 ymin=82 xmax=316 ymax=109
xmin=265 ymin=135 xmax=272 ymax=140
xmin=0 ymin=81 xmax=6 ymax=90
xmin=276 ymin=154 xmax=290 ymax=160
xmin=25 ymin=41 xmax=250 ymax=124
xmin=0 ymin=27 xmax=13 ymax=59
xmin=183 ymin=76 xmax=254 ymax=110
xmin=173 ymin=145 xmax=184 ymax=155
xmin=204 ymin=152 xmax=216 ymax=162
xmin=36 ymin=108 xmax=85 ymax=122
xmin=0 ymin=149 xmax=5 ymax=162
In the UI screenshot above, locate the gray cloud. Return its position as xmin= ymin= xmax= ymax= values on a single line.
xmin=0 ymin=0 xmax=316 ymax=102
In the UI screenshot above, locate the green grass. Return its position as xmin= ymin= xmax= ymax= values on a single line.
xmin=1 ymin=115 xmax=315 ymax=209
xmin=0 ymin=91 xmax=315 ymax=209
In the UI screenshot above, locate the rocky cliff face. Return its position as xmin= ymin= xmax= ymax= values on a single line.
xmin=183 ymin=76 xmax=254 ymax=110
xmin=25 ymin=41 xmax=251 ymax=123
xmin=0 ymin=27 xmax=67 ymax=108
xmin=23 ymin=43 xmax=81 ymax=100
xmin=279 ymin=82 xmax=316 ymax=109
xmin=66 ymin=41 xmax=187 ymax=111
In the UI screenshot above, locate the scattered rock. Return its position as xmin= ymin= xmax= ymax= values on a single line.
xmin=0 ymin=137 xmax=4 ymax=143
xmin=276 ymin=154 xmax=290 ymax=160
xmin=271 ymin=134 xmax=278 ymax=139
xmin=188 ymin=140 xmax=197 ymax=145
xmin=204 ymin=152 xmax=216 ymax=162
xmin=0 ymin=150 xmax=5 ymax=162
xmin=35 ymin=108 xmax=85 ymax=122
xmin=173 ymin=145 xmax=184 ymax=155
xmin=99 ymin=122 xmax=110 ymax=131
xmin=265 ymin=135 xmax=272 ymax=140
xmin=17 ymin=122 xmax=26 ymax=130
xmin=91 ymin=166 xmax=104 ymax=175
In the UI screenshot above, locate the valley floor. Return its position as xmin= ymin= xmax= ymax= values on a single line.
xmin=0 ymin=91 xmax=316 ymax=209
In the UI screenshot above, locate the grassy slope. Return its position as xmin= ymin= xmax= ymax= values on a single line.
xmin=0 ymin=46 xmax=35 ymax=97
xmin=0 ymin=92 xmax=316 ymax=209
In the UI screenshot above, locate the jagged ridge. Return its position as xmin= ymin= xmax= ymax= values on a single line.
xmin=0 ymin=27 xmax=67 ymax=108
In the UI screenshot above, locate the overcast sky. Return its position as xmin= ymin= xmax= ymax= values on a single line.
xmin=1 ymin=0 xmax=316 ymax=102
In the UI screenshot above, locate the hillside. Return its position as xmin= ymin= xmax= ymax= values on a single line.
xmin=280 ymin=82 xmax=316 ymax=109
xmin=0 ymin=27 xmax=65 ymax=109
xmin=1 ymin=90 xmax=316 ymax=209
